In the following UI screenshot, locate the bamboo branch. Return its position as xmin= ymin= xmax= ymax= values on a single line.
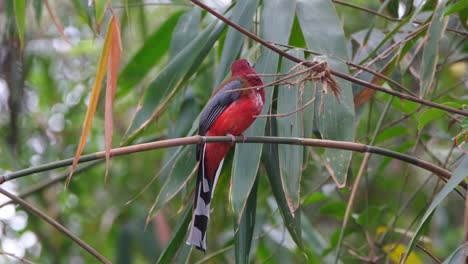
xmin=0 ymin=135 xmax=463 ymax=189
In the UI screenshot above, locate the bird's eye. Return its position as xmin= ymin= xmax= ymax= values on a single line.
xmin=247 ymin=61 xmax=251 ymax=67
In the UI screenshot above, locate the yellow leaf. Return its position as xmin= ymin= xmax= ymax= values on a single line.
xmin=104 ymin=16 xmax=121 ymax=184
xmin=66 ymin=15 xmax=116 ymax=186
xmin=383 ymin=243 xmax=423 ymax=264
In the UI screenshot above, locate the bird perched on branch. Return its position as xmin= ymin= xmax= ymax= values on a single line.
xmin=187 ymin=59 xmax=264 ymax=252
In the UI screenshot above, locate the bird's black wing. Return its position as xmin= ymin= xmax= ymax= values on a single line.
xmin=198 ymin=79 xmax=243 ymax=136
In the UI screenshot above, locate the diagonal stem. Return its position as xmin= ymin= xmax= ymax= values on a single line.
xmin=0 ymin=188 xmax=111 ymax=264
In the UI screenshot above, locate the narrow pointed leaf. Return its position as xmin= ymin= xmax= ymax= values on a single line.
xmin=444 ymin=1 xmax=468 ymax=16
xmin=122 ymin=18 xmax=226 ymax=143
xmin=215 ymin=0 xmax=259 ymax=85
xmin=156 ymin=203 xmax=193 ymax=264
xmin=170 ymin=8 xmax=201 ymax=58
xmin=71 ymin=0 xmax=94 ymax=30
xmin=13 ymin=0 xmax=26 ymax=50
xmin=234 ymin=178 xmax=258 ymax=264
xmin=104 ymin=16 xmax=121 ymax=183
xmin=147 ymin=146 xmax=197 ymax=220
xmin=443 ymin=243 xmax=468 ymax=264
xmin=95 ymin=0 xmax=110 ymax=30
xmin=302 ymin=214 xmax=341 ymax=263
xmin=117 ymin=11 xmax=185 ymax=97
xmin=66 ymin=16 xmax=114 ymax=185
xmin=296 ymin=0 xmax=355 ymax=187
xmin=402 ymin=155 xmax=468 ymax=262
xmin=263 ymin=119 xmax=303 ymax=248
xmin=420 ymin=0 xmax=448 ymax=97
xmin=277 ymin=49 xmax=305 ymax=213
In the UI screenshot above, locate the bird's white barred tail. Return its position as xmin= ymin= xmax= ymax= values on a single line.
xmin=187 ymin=144 xmax=224 ymax=252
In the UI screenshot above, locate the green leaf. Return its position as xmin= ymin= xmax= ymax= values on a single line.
xmin=296 ymin=0 xmax=355 ymax=187
xmin=156 ymin=203 xmax=193 ymax=264
xmin=277 ymin=49 xmax=305 ymax=212
xmin=319 ymin=201 xmax=346 ymax=220
xmin=122 ymin=17 xmax=226 ymax=143
xmin=402 ymin=155 xmax=468 ymax=262
xmin=234 ymin=178 xmax=258 ymax=264
xmin=147 ymin=145 xmax=197 ymax=219
xmin=418 ymin=102 xmax=460 ymax=131
xmin=260 ymin=0 xmax=295 ymax=43
xmin=117 ymin=11 xmax=185 ymax=97
xmin=33 ymin=0 xmax=43 ymax=24
xmin=302 ymin=215 xmax=341 ymax=263
xmin=170 ymin=8 xmax=201 ymax=58
xmin=230 ymin=50 xmax=279 ymax=220
xmin=387 ymin=0 xmax=400 ymax=18
xmin=355 ymin=206 xmax=386 ymax=231
xmin=13 ymin=0 xmax=26 ymax=50
xmin=215 ymin=0 xmax=260 ymax=85
xmin=442 ymin=243 xmax=468 ymax=264
xmin=420 ymin=0 xmax=449 ymax=96
xmin=263 ymin=118 xmax=303 ymax=248
xmin=95 ymin=0 xmax=109 ymax=29
xmin=303 ymin=192 xmax=327 ymax=206
xmin=71 ymin=0 xmax=94 ymax=30
xmin=444 ymin=0 xmax=468 ymax=16
xmin=375 ymin=125 xmax=407 ymax=143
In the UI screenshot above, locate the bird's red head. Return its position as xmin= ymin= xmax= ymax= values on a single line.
xmin=231 ymin=59 xmax=263 ymax=88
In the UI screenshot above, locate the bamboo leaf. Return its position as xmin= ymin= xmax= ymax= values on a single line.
xmin=277 ymin=49 xmax=304 ymax=213
xmin=146 ymin=145 xmax=197 ymax=221
xmin=95 ymin=0 xmax=110 ymax=30
xmin=420 ymin=0 xmax=448 ymax=96
xmin=104 ymin=16 xmax=122 ymax=183
xmin=13 ymin=0 xmax=26 ymax=50
xmin=215 ymin=0 xmax=259 ymax=85
xmin=117 ymin=11 xmax=185 ymax=97
xmin=170 ymin=8 xmax=201 ymax=58
xmin=234 ymin=178 xmax=258 ymax=264
xmin=296 ymin=0 xmax=355 ymax=187
xmin=417 ymin=102 xmax=460 ymax=131
xmin=66 ymin=16 xmax=115 ymax=185
xmin=443 ymin=243 xmax=468 ymax=264
xmin=71 ymin=0 xmax=94 ymax=30
xmin=443 ymin=0 xmax=468 ymax=16
xmin=402 ymin=155 xmax=468 ymax=262
xmin=156 ymin=203 xmax=193 ymax=264
xmin=263 ymin=119 xmax=303 ymax=248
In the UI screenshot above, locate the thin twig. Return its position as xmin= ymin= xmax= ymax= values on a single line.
xmin=0 ymin=188 xmax=111 ymax=264
xmin=415 ymin=243 xmax=442 ymax=263
xmin=190 ymin=0 xmax=468 ymax=117
xmin=335 ymin=153 xmax=372 ymax=263
xmin=0 ymin=251 xmax=34 ymax=264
